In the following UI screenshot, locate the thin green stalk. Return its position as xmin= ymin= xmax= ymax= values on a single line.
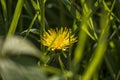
xmin=67 ymin=29 xmax=74 ymax=71
xmin=60 ymin=0 xmax=81 ymax=19
xmin=73 ymin=24 xmax=87 ymax=72
xmin=58 ymin=55 xmax=67 ymax=80
xmin=73 ymin=0 xmax=93 ymax=75
xmin=81 ymin=33 xmax=107 ymax=80
xmin=81 ymin=25 xmax=108 ymax=80
xmin=81 ymin=0 xmax=116 ymax=79
xmin=39 ymin=0 xmax=45 ymax=32
xmin=24 ymin=0 xmax=34 ymax=17
xmin=104 ymin=55 xmax=115 ymax=79
xmin=1 ymin=0 xmax=8 ymax=33
xmin=7 ymin=0 xmax=24 ymax=37
xmin=25 ymin=13 xmax=38 ymax=38
xmin=58 ymin=55 xmax=65 ymax=73
xmin=38 ymin=0 xmax=45 ymax=52
xmin=0 ymin=0 xmax=7 ymax=22
xmin=80 ymin=0 xmax=99 ymax=40
xmin=1 ymin=0 xmax=24 ymax=56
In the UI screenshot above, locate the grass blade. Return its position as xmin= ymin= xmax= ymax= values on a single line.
xmin=7 ymin=0 xmax=24 ymax=37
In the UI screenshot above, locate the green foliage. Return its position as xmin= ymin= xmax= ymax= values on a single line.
xmin=0 ymin=0 xmax=120 ymax=80
xmin=0 ymin=36 xmax=46 ymax=80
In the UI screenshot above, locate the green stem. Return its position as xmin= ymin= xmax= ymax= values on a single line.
xmin=104 ymin=55 xmax=115 ymax=79
xmin=25 ymin=13 xmax=38 ymax=38
xmin=39 ymin=0 xmax=45 ymax=31
xmin=82 ymin=35 xmax=107 ymax=80
xmin=58 ymin=55 xmax=65 ymax=73
xmin=73 ymin=23 xmax=88 ymax=72
xmin=82 ymin=0 xmax=116 ymax=79
xmin=7 ymin=0 xmax=24 ymax=37
xmin=58 ymin=55 xmax=67 ymax=80
xmin=1 ymin=0 xmax=24 ymax=56
xmin=0 ymin=0 xmax=7 ymax=22
xmin=38 ymin=0 xmax=45 ymax=51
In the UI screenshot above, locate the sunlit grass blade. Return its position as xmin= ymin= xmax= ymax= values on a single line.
xmin=62 ymin=0 xmax=98 ymax=40
xmin=73 ymin=24 xmax=88 ymax=72
xmin=81 ymin=0 xmax=116 ymax=79
xmin=81 ymin=35 xmax=107 ymax=80
xmin=7 ymin=0 xmax=24 ymax=37
xmin=72 ymin=0 xmax=94 ymax=74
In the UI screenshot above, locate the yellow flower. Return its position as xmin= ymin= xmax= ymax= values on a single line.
xmin=40 ymin=27 xmax=77 ymax=51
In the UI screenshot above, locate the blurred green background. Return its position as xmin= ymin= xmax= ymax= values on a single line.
xmin=0 ymin=0 xmax=120 ymax=80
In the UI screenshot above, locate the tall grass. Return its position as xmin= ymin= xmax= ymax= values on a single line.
xmin=0 ymin=0 xmax=120 ymax=80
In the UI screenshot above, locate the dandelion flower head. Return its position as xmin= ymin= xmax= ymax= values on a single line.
xmin=40 ymin=27 xmax=77 ymax=51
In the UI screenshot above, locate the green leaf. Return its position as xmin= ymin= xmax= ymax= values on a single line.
xmin=0 ymin=58 xmax=47 ymax=80
xmin=21 ymin=28 xmax=39 ymax=35
xmin=2 ymin=36 xmax=42 ymax=58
